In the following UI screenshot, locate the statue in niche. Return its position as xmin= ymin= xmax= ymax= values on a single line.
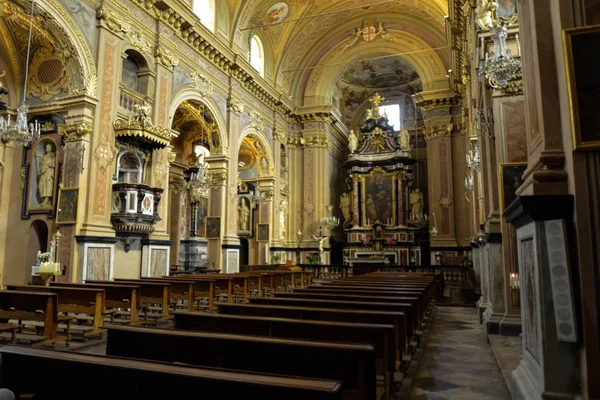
xmin=409 ymin=188 xmax=424 ymax=221
xmin=260 ymin=157 xmax=268 ymax=173
xmin=339 ymin=192 xmax=351 ymax=222
xmin=348 ymin=129 xmax=358 ymax=153
xmin=238 ymin=198 xmax=250 ymax=231
xmin=36 ymin=143 xmax=56 ymax=207
xmin=475 ymin=0 xmax=498 ymax=30
xmin=399 ymin=129 xmax=412 ymax=151
xmin=279 ymin=200 xmax=287 ymax=240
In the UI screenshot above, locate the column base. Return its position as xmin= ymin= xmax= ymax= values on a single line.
xmin=511 ymin=364 xmax=540 ymax=400
xmin=483 ymin=307 xmax=503 ymax=335
xmin=477 ymin=298 xmax=490 ymax=324
xmin=222 ymin=245 xmax=241 ymax=274
xmin=499 ymin=314 xmax=522 ymax=336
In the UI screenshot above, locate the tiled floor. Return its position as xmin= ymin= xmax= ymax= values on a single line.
xmin=409 ymin=307 xmax=511 ymax=400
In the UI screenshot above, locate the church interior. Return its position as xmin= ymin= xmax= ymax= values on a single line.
xmin=0 ymin=0 xmax=599 ymax=398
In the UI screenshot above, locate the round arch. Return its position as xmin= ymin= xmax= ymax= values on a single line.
xmin=168 ymin=89 xmax=229 ymax=156
xmin=237 ymin=125 xmax=275 ymax=178
xmin=299 ymin=31 xmax=448 ymax=105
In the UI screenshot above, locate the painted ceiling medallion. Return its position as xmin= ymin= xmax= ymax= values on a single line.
xmin=263 ymin=2 xmax=289 ymax=25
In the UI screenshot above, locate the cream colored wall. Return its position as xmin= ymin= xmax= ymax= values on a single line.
xmin=113 ymin=241 xmax=142 ymax=279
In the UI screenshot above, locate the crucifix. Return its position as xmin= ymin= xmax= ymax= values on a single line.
xmin=369 ymin=92 xmax=385 ymax=118
xmin=311 ymin=226 xmax=327 ymax=264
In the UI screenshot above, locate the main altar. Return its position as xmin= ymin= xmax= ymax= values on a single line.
xmin=340 ymin=93 xmax=428 ymax=266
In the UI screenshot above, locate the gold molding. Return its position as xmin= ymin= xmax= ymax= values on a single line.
xmin=59 ymin=122 xmax=92 ymax=142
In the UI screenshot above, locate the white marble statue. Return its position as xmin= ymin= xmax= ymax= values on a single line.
xmin=348 ymin=129 xmax=358 ymax=153
xmin=36 ymin=143 xmax=56 ymax=207
xmin=409 ymin=188 xmax=424 ymax=221
xmin=279 ymin=200 xmax=287 ymax=240
xmin=475 ymin=0 xmax=498 ymax=30
xmin=339 ymin=192 xmax=351 ymax=222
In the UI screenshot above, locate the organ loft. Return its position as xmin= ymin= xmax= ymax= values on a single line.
xmin=0 ymin=0 xmax=597 ymax=399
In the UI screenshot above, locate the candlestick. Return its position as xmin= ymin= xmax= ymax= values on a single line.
xmin=515 ymin=34 xmax=521 ymax=57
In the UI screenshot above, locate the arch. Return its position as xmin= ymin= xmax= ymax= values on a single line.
xmin=168 ymin=89 xmax=229 ymax=156
xmin=298 ymin=31 xmax=448 ymax=106
xmin=237 ymin=126 xmax=274 ymax=178
xmin=249 ymin=35 xmax=265 ymax=78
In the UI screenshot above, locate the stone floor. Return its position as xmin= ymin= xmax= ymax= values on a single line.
xmin=409 ymin=307 xmax=511 ymax=400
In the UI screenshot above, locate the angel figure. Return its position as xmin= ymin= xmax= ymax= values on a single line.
xmin=348 ymin=130 xmax=358 ymax=153
xmin=399 ymin=129 xmax=412 ymax=151
xmin=475 ymin=0 xmax=498 ymax=30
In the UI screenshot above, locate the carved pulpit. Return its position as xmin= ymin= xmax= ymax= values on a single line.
xmin=342 ymin=93 xmax=426 ymax=266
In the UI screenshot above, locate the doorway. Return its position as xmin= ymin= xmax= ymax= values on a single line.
xmin=240 ymin=238 xmax=249 ymax=267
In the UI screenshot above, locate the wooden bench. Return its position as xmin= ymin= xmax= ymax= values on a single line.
xmin=49 ymin=282 xmax=141 ymax=324
xmin=0 ymin=346 xmax=344 ymax=400
xmin=248 ymin=296 xmax=417 ymax=344
xmin=174 ymin=311 xmax=395 ymax=400
xmin=148 ymin=276 xmax=216 ymax=311
xmin=105 ymin=324 xmax=376 ymax=400
xmin=166 ymin=275 xmax=233 ymax=305
xmin=85 ymin=280 xmax=171 ymax=322
xmin=132 ymin=278 xmax=195 ymax=311
xmin=6 ymin=285 xmax=106 ymax=338
xmin=0 ymin=290 xmax=73 ymax=346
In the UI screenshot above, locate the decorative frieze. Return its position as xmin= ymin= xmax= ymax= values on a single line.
xmin=209 ymin=171 xmax=227 ymax=187
xmin=59 ymin=122 xmax=92 ymax=142
xmin=155 ymin=46 xmax=179 ymax=69
xmin=190 ymin=71 xmax=213 ymax=97
xmin=227 ymin=97 xmax=244 ymax=113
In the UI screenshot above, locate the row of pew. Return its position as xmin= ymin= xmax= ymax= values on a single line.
xmin=0 ymin=270 xmax=436 ymax=399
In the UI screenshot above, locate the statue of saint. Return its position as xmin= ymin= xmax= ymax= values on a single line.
xmin=279 ymin=200 xmax=287 ymax=240
xmin=409 ymin=188 xmax=424 ymax=221
xmin=238 ymin=199 xmax=250 ymax=231
xmin=399 ymin=129 xmax=412 ymax=151
xmin=348 ymin=129 xmax=358 ymax=154
xmin=339 ymin=192 xmax=351 ymax=222
xmin=475 ymin=0 xmax=498 ymax=30
xmin=37 ymin=143 xmax=56 ymax=207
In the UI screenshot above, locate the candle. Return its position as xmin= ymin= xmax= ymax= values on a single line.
xmin=515 ymin=34 xmax=521 ymax=57
xmin=265 ymin=243 xmax=269 ymax=263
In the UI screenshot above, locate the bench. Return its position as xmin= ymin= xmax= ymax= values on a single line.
xmin=6 ymin=285 xmax=107 ymax=338
xmin=147 ymin=276 xmax=216 ymax=310
xmin=0 ymin=346 xmax=343 ymax=399
xmin=105 ymin=324 xmax=376 ymax=400
xmin=174 ymin=311 xmax=395 ymax=400
xmin=166 ymin=275 xmax=233 ymax=305
xmin=0 ymin=290 xmax=74 ymax=346
xmin=49 ymin=282 xmax=141 ymax=324
xmin=85 ymin=280 xmax=171 ymax=322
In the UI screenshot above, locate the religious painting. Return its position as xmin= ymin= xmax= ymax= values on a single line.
xmin=29 ymin=138 xmax=58 ymax=210
xmin=257 ymin=224 xmax=269 ymax=241
xmin=499 ymin=162 xmax=527 ymax=212
xmin=196 ymin=197 xmax=208 ymax=237
xmin=563 ymin=25 xmax=600 ymax=150
xmin=206 ymin=217 xmax=220 ymax=238
xmin=495 ymin=0 xmax=517 ymax=21
xmin=56 ymin=187 xmax=78 ymax=224
xmin=363 ymin=168 xmax=393 ymax=224
xmin=263 ymin=2 xmax=289 ymax=25
xmin=520 ymin=236 xmax=541 ymax=363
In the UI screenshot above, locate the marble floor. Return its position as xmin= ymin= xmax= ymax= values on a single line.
xmin=409 ymin=307 xmax=511 ymax=400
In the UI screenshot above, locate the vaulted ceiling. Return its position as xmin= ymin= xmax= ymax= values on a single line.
xmin=225 ymin=0 xmax=450 ymax=104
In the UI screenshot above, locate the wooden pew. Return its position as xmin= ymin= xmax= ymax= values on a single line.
xmin=166 ymin=275 xmax=233 ymax=305
xmin=201 ymin=274 xmax=249 ymax=302
xmin=216 ymin=302 xmax=406 ymax=377
xmin=174 ymin=311 xmax=395 ymax=400
xmin=85 ymin=280 xmax=171 ymax=322
xmin=146 ymin=276 xmax=216 ymax=311
xmin=105 ymin=324 xmax=376 ymax=400
xmin=0 ymin=291 xmax=73 ymax=346
xmin=123 ymin=278 xmax=195 ymax=311
xmin=0 ymin=346 xmax=343 ymax=400
xmin=49 ymin=282 xmax=141 ymax=324
xmin=248 ymin=296 xmax=417 ymax=343
xmin=5 ymin=285 xmax=106 ymax=338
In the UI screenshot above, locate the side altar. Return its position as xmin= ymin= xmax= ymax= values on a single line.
xmin=340 ymin=93 xmax=428 ymax=266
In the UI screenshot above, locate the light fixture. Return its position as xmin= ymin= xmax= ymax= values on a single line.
xmin=187 ymin=153 xmax=209 ymax=203
xmin=321 ymin=205 xmax=340 ymax=230
xmin=0 ymin=0 xmax=41 ymax=145
xmin=430 ymin=213 xmax=438 ymax=237
xmin=478 ymin=23 xmax=521 ymax=88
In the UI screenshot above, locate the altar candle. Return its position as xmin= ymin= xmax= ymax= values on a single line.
xmin=515 ymin=34 xmax=521 ymax=57
xmin=265 ymin=243 xmax=269 ymax=263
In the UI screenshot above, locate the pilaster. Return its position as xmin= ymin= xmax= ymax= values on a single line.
xmin=206 ymin=158 xmax=227 ymax=270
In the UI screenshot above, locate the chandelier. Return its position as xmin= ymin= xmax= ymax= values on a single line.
xmin=478 ymin=23 xmax=521 ymax=88
xmin=0 ymin=0 xmax=41 ymax=145
xmin=187 ymin=157 xmax=209 ymax=203
xmin=321 ymin=205 xmax=340 ymax=230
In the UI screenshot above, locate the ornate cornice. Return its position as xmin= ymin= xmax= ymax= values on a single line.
xmin=227 ymin=97 xmax=244 ymax=113
xmin=169 ymin=174 xmax=185 ymax=192
xmin=424 ymin=123 xmax=454 ymax=140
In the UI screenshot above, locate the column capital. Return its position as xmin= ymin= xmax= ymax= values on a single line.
xmin=58 ymin=121 xmax=93 ymax=143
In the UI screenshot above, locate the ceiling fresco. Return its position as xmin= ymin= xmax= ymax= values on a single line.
xmin=339 ymin=55 xmax=420 ymax=88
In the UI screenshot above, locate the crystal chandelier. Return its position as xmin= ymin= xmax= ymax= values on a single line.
xmin=321 ymin=205 xmax=340 ymax=230
xmin=187 ymin=156 xmax=209 ymax=203
xmin=0 ymin=0 xmax=41 ymax=145
xmin=478 ymin=23 xmax=521 ymax=88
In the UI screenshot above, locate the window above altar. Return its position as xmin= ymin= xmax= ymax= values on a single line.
xmin=380 ymin=104 xmax=401 ymax=131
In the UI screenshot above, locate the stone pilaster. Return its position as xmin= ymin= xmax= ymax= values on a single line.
xmin=206 ymin=158 xmax=227 ymax=270
xmin=257 ymin=178 xmax=275 ymax=263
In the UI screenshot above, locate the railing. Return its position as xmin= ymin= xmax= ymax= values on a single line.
xmin=118 ymin=86 xmax=151 ymax=116
xmin=111 ymin=183 xmax=163 ymax=234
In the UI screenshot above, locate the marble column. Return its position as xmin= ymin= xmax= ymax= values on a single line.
xmin=257 ymin=178 xmax=275 ymax=264
xmin=482 ymin=236 xmax=505 ymax=334
xmin=206 ymin=158 xmax=227 ymax=270
xmin=167 ymin=173 xmax=184 ymax=268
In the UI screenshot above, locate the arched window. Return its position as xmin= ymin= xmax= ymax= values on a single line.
xmin=121 ymin=50 xmax=149 ymax=95
xmin=117 ymin=152 xmax=142 ymax=183
xmin=380 ymin=103 xmax=401 ymax=131
xmin=249 ymin=36 xmax=265 ymax=77
xmin=193 ymin=0 xmax=215 ymax=32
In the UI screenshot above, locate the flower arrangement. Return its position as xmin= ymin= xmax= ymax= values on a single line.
xmin=273 ymin=253 xmax=281 ymax=264
xmin=306 ymin=252 xmax=319 ymax=265
xmin=36 ymin=251 xmax=50 ymax=266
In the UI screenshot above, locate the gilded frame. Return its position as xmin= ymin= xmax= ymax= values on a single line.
xmin=498 ymin=162 xmax=527 ymax=212
xmin=360 ymin=166 xmax=398 ymax=225
xmin=205 ymin=217 xmax=221 ymax=238
xmin=56 ymin=186 xmax=79 ymax=224
xmin=563 ymin=24 xmax=600 ymax=151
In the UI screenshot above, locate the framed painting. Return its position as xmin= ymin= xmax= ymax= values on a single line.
xmin=257 ymin=224 xmax=269 ymax=241
xmin=56 ymin=186 xmax=79 ymax=224
xmin=495 ymin=0 xmax=518 ymax=23
xmin=205 ymin=217 xmax=221 ymax=238
xmin=499 ymin=162 xmax=527 ymax=212
xmin=517 ymin=226 xmax=541 ymax=364
xmin=563 ymin=25 xmax=600 ymax=150
xmin=362 ymin=167 xmax=394 ymax=225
